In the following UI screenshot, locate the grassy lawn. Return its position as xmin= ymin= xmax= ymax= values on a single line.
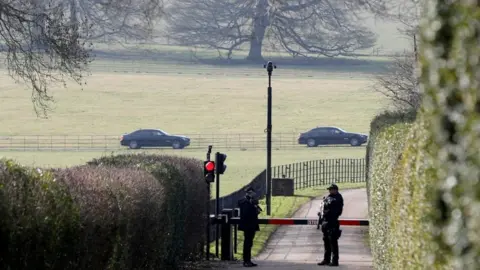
xmin=0 ymin=68 xmax=386 ymax=136
xmin=0 ymin=148 xmax=366 ymax=196
xmin=209 ymin=182 xmax=367 ymax=259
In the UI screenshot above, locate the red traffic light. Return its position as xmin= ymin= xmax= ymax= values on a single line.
xmin=205 ymin=161 xmax=215 ymax=172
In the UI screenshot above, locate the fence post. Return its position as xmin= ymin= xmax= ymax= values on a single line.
xmin=279 ymin=133 xmax=282 ymax=150
xmin=252 ymin=134 xmax=255 ymax=150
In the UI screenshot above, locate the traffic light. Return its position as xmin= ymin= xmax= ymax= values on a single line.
xmin=215 ymin=152 xmax=227 ymax=174
xmin=204 ymin=161 xmax=215 ymax=183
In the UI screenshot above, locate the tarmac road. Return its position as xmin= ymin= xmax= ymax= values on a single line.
xmin=223 ymin=188 xmax=372 ymax=270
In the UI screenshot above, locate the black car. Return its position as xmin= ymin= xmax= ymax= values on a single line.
xmin=120 ymin=129 xmax=190 ymax=149
xmin=298 ymin=126 xmax=368 ymax=147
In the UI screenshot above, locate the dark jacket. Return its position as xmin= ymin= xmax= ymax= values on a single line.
xmin=322 ymin=193 xmax=344 ymax=223
xmin=237 ymin=197 xmax=260 ymax=232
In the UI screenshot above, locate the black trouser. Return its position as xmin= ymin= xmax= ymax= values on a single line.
xmin=243 ymin=230 xmax=256 ymax=263
xmin=322 ymin=222 xmax=340 ymax=263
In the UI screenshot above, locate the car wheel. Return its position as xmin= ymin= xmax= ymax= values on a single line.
xmin=172 ymin=140 xmax=183 ymax=149
xmin=350 ymin=138 xmax=360 ymax=146
xmin=129 ymin=140 xmax=140 ymax=149
xmin=306 ymin=138 xmax=317 ymax=147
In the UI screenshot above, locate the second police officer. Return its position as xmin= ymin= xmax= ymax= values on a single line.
xmin=318 ymin=184 xmax=344 ymax=267
xmin=238 ymin=187 xmax=262 ymax=268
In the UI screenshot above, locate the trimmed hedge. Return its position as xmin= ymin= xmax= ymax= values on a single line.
xmin=87 ymin=153 xmax=208 ymax=267
xmin=0 ymin=153 xmax=208 ymax=270
xmin=0 ymin=160 xmax=80 ymax=270
xmin=54 ymin=166 xmax=165 ymax=270
xmin=420 ymin=0 xmax=480 ymax=267
xmin=365 ymin=109 xmax=417 ymax=206
xmin=366 ymin=123 xmax=411 ymax=267
xmin=367 ymin=0 xmax=480 ymax=269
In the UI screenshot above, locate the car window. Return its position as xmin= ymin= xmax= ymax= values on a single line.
xmin=326 ymin=128 xmax=342 ymax=134
xmin=309 ymin=128 xmax=327 ymax=135
xmin=152 ymin=131 xmax=164 ymax=136
xmin=132 ymin=130 xmax=150 ymax=136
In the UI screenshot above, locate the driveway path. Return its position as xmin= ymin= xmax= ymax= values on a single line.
xmin=223 ymin=188 xmax=372 ymax=269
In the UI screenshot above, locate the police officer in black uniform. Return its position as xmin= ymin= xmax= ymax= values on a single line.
xmin=238 ymin=187 xmax=262 ymax=267
xmin=318 ymin=184 xmax=344 ymax=267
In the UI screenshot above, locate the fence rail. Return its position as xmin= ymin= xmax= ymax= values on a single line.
xmin=273 ymin=158 xmax=366 ymax=189
xmin=207 ymin=157 xmax=366 ymax=242
xmin=0 ymin=134 xmax=366 ymax=151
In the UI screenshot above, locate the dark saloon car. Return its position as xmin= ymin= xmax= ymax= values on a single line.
xmin=298 ymin=126 xmax=368 ymax=147
xmin=120 ymin=129 xmax=190 ymax=149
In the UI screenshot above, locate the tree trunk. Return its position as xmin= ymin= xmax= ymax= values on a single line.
xmin=247 ymin=37 xmax=264 ymax=62
xmin=246 ymin=0 xmax=269 ymax=62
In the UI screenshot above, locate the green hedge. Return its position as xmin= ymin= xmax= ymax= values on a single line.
xmin=54 ymin=165 xmax=165 ymax=270
xmin=0 ymin=160 xmax=80 ymax=270
xmin=419 ymin=0 xmax=480 ymax=267
xmin=365 ymin=109 xmax=417 ymax=206
xmin=87 ymin=153 xmax=208 ymax=267
xmin=0 ymin=153 xmax=208 ymax=270
xmin=366 ymin=123 xmax=411 ymax=267
xmin=367 ymin=1 xmax=480 ymax=269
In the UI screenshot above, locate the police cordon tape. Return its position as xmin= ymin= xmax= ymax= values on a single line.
xmin=210 ymin=215 xmax=369 ymax=226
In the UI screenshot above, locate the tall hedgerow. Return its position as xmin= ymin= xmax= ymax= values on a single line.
xmin=367 ymin=0 xmax=480 ymax=269
xmin=0 ymin=159 xmax=80 ymax=270
xmin=419 ymin=0 xmax=480 ymax=268
xmin=87 ymin=153 xmax=208 ymax=267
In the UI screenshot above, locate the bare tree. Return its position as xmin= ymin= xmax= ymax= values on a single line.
xmin=66 ymin=0 xmax=163 ymax=42
xmin=373 ymin=47 xmax=420 ymax=110
xmin=164 ymin=0 xmax=381 ymax=61
xmin=0 ymin=0 xmax=163 ymax=117
xmin=372 ymin=0 xmax=422 ymax=111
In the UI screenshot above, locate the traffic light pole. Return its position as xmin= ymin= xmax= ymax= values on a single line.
xmin=264 ymin=61 xmax=276 ymax=216
xmin=206 ymin=146 xmax=212 ymax=261
xmin=215 ymin=152 xmax=220 ymax=258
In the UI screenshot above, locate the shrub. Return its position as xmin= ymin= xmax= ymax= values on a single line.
xmin=419 ymin=0 xmax=480 ymax=267
xmin=365 ymin=109 xmax=416 ymax=205
xmin=367 ymin=1 xmax=480 ymax=267
xmin=0 ymin=156 xmax=206 ymax=270
xmin=0 ymin=159 xmax=80 ymax=270
xmin=366 ymin=123 xmax=411 ymax=267
xmin=54 ymin=165 xmax=165 ymax=270
xmin=87 ymin=153 xmax=208 ymax=267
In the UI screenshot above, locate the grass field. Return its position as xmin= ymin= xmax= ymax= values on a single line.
xmin=0 ymin=42 xmax=388 ymax=195
xmin=0 ymin=71 xmax=386 ymax=135
xmin=0 ymin=148 xmax=367 ymax=196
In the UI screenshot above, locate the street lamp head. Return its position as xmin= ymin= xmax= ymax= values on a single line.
xmin=263 ymin=61 xmax=277 ymax=75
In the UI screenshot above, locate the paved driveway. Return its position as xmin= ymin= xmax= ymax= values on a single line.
xmin=222 ymin=188 xmax=372 ymax=270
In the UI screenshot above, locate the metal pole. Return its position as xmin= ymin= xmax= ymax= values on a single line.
xmin=206 ymin=183 xmax=211 ymax=260
xmin=264 ymin=62 xmax=275 ymax=216
xmin=206 ymin=146 xmax=212 ymax=260
xmin=215 ymin=152 xmax=220 ymax=257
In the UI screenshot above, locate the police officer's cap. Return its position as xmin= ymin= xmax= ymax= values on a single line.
xmin=327 ymin=184 xmax=339 ymax=190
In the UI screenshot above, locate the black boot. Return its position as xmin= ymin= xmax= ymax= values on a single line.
xmin=317 ymin=260 xmax=330 ymax=265
xmin=328 ymin=261 xmax=339 ymax=266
